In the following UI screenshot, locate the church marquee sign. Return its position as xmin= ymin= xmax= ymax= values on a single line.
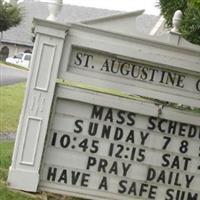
xmin=39 ymin=86 xmax=200 ymax=200
xmin=7 ymin=18 xmax=200 ymax=200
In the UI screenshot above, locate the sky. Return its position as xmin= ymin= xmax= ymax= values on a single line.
xmin=62 ymin=0 xmax=160 ymax=15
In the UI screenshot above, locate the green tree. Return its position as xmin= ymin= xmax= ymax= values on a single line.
xmin=0 ymin=0 xmax=23 ymax=39
xmin=158 ymin=0 xmax=200 ymax=45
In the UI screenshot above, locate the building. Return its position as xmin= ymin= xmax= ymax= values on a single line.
xmin=0 ymin=0 xmax=160 ymax=59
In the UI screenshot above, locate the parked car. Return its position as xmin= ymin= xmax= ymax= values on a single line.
xmin=6 ymin=52 xmax=32 ymax=68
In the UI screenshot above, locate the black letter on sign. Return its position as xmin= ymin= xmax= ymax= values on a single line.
xmin=98 ymin=176 xmax=108 ymax=191
xmin=74 ymin=120 xmax=83 ymax=133
xmin=47 ymin=167 xmax=57 ymax=182
xmin=91 ymin=105 xmax=104 ymax=120
xmin=161 ymin=154 xmax=170 ymax=167
xmin=165 ymin=189 xmax=174 ymax=200
xmin=118 ymin=180 xmax=127 ymax=193
xmin=188 ymin=193 xmax=198 ymax=200
xmin=196 ymin=80 xmax=200 ymax=92
xmin=51 ymin=132 xmax=57 ymax=146
xmin=127 ymin=112 xmax=136 ymax=126
xmin=58 ymin=169 xmax=67 ymax=183
xmin=74 ymin=52 xmax=82 ymax=66
xmin=147 ymin=117 xmax=157 ymax=130
xmin=84 ymin=53 xmax=93 ymax=68
xmin=86 ymin=156 xmax=96 ymax=170
xmin=146 ymin=168 xmax=156 ymax=181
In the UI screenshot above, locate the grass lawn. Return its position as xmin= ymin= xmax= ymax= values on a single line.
xmin=0 ymin=141 xmax=14 ymax=182
xmin=0 ymin=182 xmax=37 ymax=200
xmin=0 ymin=141 xmax=14 ymax=170
xmin=0 ymin=83 xmax=25 ymax=133
xmin=0 ymin=141 xmax=41 ymax=200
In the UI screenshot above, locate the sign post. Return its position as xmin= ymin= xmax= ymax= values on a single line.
xmin=8 ymin=15 xmax=200 ymax=200
xmin=7 ymin=19 xmax=67 ymax=191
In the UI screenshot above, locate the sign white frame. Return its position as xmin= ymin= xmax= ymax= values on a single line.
xmin=58 ymin=23 xmax=200 ymax=107
xmin=7 ymin=17 xmax=200 ymax=200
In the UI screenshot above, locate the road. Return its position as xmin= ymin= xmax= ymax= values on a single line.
xmin=0 ymin=63 xmax=28 ymax=86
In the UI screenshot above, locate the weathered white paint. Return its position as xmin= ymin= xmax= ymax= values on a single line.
xmin=67 ymin=48 xmax=200 ymax=106
xmin=7 ymin=12 xmax=200 ymax=200
xmin=39 ymin=85 xmax=200 ymax=200
xmin=82 ymin=10 xmax=144 ymax=35
xmin=7 ymin=19 xmax=68 ymax=191
xmin=58 ymin=23 xmax=200 ymax=107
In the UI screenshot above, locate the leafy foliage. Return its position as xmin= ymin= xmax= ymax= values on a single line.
xmin=0 ymin=0 xmax=23 ymax=33
xmin=180 ymin=5 xmax=200 ymax=44
xmin=158 ymin=0 xmax=200 ymax=45
xmin=158 ymin=0 xmax=187 ymax=28
xmin=189 ymin=0 xmax=200 ymax=9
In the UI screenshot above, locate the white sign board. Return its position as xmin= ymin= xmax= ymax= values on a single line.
xmin=7 ymin=18 xmax=200 ymax=200
xmin=69 ymin=48 xmax=200 ymax=96
xmin=58 ymin=24 xmax=200 ymax=107
xmin=39 ymin=86 xmax=200 ymax=200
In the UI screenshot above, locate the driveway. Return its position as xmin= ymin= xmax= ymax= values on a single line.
xmin=0 ymin=63 xmax=28 ymax=86
xmin=0 ymin=132 xmax=16 ymax=141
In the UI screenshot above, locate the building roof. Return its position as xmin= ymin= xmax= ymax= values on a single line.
xmin=81 ymin=10 xmax=147 ymax=35
xmin=2 ymin=1 xmax=159 ymax=46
